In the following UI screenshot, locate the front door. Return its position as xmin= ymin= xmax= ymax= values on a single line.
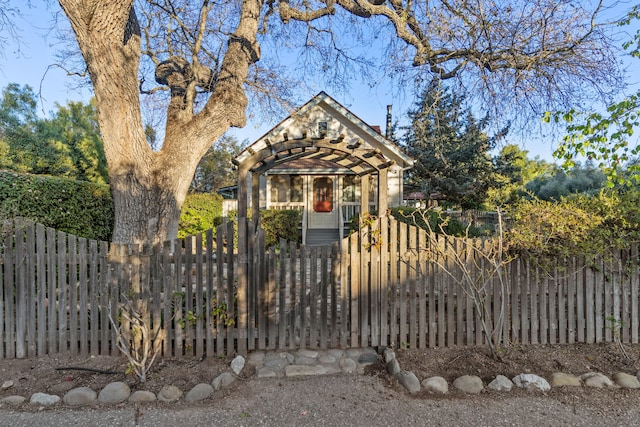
xmin=308 ymin=176 xmax=339 ymax=229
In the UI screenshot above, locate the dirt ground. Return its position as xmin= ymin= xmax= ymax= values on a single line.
xmin=1 ymin=342 xmax=640 ymax=413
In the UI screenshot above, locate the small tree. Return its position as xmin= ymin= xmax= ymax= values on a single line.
xmin=399 ymin=208 xmax=515 ymax=359
xmin=108 ymin=287 xmax=178 ymax=383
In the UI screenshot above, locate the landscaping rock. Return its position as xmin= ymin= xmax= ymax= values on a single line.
xmin=613 ymin=372 xmax=640 ymax=389
xmin=358 ymin=352 xmax=379 ymax=364
xmin=339 ymin=358 xmax=357 ymax=373
xmin=550 ymin=373 xmax=581 ymax=387
xmin=512 ymin=374 xmax=551 ymax=392
xmin=453 ymin=375 xmax=484 ymax=394
xmin=384 ymin=349 xmax=396 ymax=363
xmin=2 ymin=380 xmax=14 ymax=389
xmin=212 ymin=372 xmax=236 ymax=389
xmin=231 ymin=355 xmax=245 ymax=375
xmin=487 ymin=375 xmax=513 ymax=391
xmin=395 ymin=370 xmax=421 ymax=394
xmin=256 ymin=367 xmax=277 ymax=378
xmin=29 ymin=392 xmax=60 ymax=406
xmin=2 ymin=395 xmax=26 ymax=405
xmin=422 ymin=376 xmax=449 ymax=394
xmin=128 ymin=391 xmax=156 ymax=403
xmin=63 ymin=387 xmax=97 ymax=406
xmin=98 ymin=381 xmax=130 ymax=404
xmin=185 ymin=383 xmax=214 ymax=402
xmin=581 ymin=372 xmax=615 ymax=389
xmin=157 ymin=385 xmax=183 ymax=402
xmin=386 ymin=358 xmax=401 ymax=375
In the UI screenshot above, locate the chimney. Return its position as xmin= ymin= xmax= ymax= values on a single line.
xmin=385 ymin=105 xmax=392 ymax=139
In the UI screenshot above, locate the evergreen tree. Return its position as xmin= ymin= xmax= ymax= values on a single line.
xmin=404 ymin=83 xmax=504 ymax=209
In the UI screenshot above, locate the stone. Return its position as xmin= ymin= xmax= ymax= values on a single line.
xmin=29 ymin=392 xmax=61 ymax=406
xmin=358 ymin=352 xmax=379 ymax=364
xmin=328 ymin=349 xmax=344 ymax=359
xmin=422 ymin=376 xmax=449 ymax=394
xmin=256 ymin=367 xmax=277 ymax=378
xmin=2 ymin=395 xmax=26 ymax=405
xmin=294 ymin=356 xmax=317 ymax=366
xmin=297 ymin=349 xmax=319 ymax=359
xmin=383 ymin=348 xmax=396 ymax=364
xmin=613 ymin=372 xmax=640 ymax=389
xmin=157 ymin=385 xmax=183 ymax=402
xmin=128 ymin=391 xmax=156 ymax=403
xmin=2 ymin=380 xmax=14 ymax=389
xmin=395 ymin=370 xmax=421 ymax=394
xmin=98 ymin=381 xmax=131 ymax=404
xmin=318 ymin=354 xmax=337 ymax=364
xmin=247 ymin=351 xmax=265 ymax=366
xmin=285 ymin=365 xmax=338 ymax=377
xmin=63 ymin=387 xmax=97 ymax=406
xmin=185 ymin=383 xmax=214 ymax=402
xmin=264 ymin=357 xmax=289 ymax=370
xmin=453 ymin=375 xmax=484 ymax=394
xmin=386 ymin=358 xmax=401 ymax=375
xmin=550 ymin=373 xmax=581 ymax=387
xmin=346 ymin=348 xmax=362 ymax=358
xmin=512 ymin=374 xmax=551 ymax=392
xmin=212 ymin=372 xmax=236 ymax=390
xmin=487 ymin=375 xmax=513 ymax=391
xmin=581 ymin=372 xmax=615 ymax=389
xmin=339 ymin=358 xmax=357 ymax=373
xmin=231 ymin=355 xmax=246 ymax=375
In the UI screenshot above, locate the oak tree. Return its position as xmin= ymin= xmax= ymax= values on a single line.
xmin=56 ymin=0 xmax=622 ymax=243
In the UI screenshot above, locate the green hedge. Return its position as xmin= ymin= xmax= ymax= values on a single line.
xmin=228 ymin=209 xmax=301 ymax=248
xmin=0 ymin=170 xmax=114 ymax=241
xmin=178 ymin=193 xmax=224 ymax=238
xmin=390 ymin=206 xmax=487 ymax=237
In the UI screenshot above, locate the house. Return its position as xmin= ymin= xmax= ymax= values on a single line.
xmin=233 ymin=92 xmax=414 ymax=245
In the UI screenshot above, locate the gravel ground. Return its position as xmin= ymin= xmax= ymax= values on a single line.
xmin=2 ymin=374 xmax=640 ymax=426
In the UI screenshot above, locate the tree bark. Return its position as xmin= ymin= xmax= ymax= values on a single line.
xmin=58 ymin=0 xmax=260 ymax=244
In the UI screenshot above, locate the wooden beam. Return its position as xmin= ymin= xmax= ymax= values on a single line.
xmin=330 ymin=134 xmax=345 ymax=144
xmin=380 ymin=160 xmax=396 ymax=169
xmin=348 ymin=139 xmax=362 ymax=149
xmin=302 ymin=130 xmax=308 ymax=139
xmin=364 ymin=148 xmax=381 ymax=158
xmin=283 ymin=132 xmax=288 ymax=141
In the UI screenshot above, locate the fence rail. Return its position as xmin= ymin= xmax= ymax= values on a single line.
xmin=1 ymin=217 xmax=639 ymax=359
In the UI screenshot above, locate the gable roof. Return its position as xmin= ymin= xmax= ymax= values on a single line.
xmin=234 ymin=92 xmax=414 ymax=174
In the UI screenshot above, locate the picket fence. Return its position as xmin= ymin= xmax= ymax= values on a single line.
xmin=1 ymin=217 xmax=639 ymax=359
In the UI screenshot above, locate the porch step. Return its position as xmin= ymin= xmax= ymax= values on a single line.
xmin=305 ymin=228 xmax=340 ymax=246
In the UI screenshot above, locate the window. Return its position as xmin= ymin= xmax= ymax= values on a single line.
xmin=269 ymin=175 xmax=304 ymax=203
xmin=318 ymin=121 xmax=327 ymax=137
xmin=342 ymin=175 xmax=360 ymax=202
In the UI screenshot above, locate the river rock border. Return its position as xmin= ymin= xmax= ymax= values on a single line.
xmin=382 ymin=347 xmax=640 ymax=394
xmin=0 ymin=348 xmax=380 ymax=408
xmin=3 ymin=347 xmax=640 ymax=408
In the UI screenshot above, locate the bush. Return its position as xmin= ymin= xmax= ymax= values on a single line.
xmin=0 ymin=170 xmax=114 ymax=241
xmin=390 ymin=207 xmax=487 ymax=237
xmin=227 ymin=209 xmax=301 ymax=248
xmin=178 ymin=193 xmax=224 ymax=238
xmin=505 ymin=189 xmax=640 ymax=259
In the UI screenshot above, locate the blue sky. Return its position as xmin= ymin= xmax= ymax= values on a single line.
xmin=2 ymin=1 xmax=638 ymax=163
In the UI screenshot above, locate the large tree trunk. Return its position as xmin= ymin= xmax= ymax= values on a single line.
xmin=58 ymin=0 xmax=260 ymax=244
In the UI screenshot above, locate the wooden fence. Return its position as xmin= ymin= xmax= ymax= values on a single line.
xmin=1 ymin=217 xmax=639 ymax=359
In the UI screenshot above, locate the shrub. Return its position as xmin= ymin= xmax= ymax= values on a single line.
xmin=390 ymin=207 xmax=487 ymax=237
xmin=227 ymin=209 xmax=301 ymax=248
xmin=505 ymin=189 xmax=640 ymax=259
xmin=178 ymin=192 xmax=224 ymax=238
xmin=0 ymin=170 xmax=113 ymax=240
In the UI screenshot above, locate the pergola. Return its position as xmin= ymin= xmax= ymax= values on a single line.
xmin=233 ymin=130 xmax=396 ymax=229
